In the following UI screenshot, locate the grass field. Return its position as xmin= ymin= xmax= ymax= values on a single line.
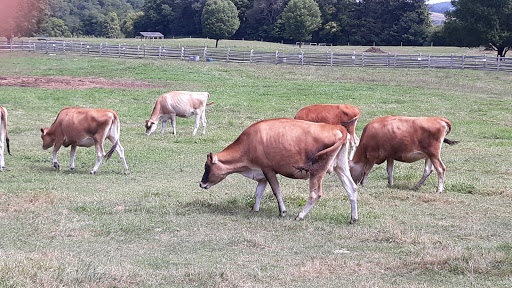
xmin=0 ymin=50 xmax=511 ymax=287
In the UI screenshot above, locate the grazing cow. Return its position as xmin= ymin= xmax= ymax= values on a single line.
xmin=294 ymin=104 xmax=361 ymax=159
xmin=199 ymin=118 xmax=359 ymax=224
xmin=145 ymin=91 xmax=213 ymax=136
xmin=350 ymin=116 xmax=459 ymax=193
xmin=0 ymin=106 xmax=11 ymax=171
xmin=41 ymin=107 xmax=128 ymax=174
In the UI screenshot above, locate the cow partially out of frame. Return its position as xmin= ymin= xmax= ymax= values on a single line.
xmin=41 ymin=107 xmax=128 ymax=174
xmin=350 ymin=116 xmax=459 ymax=193
xmin=145 ymin=91 xmax=213 ymax=136
xmin=0 ymin=105 xmax=11 ymax=171
xmin=200 ymin=118 xmax=359 ymax=224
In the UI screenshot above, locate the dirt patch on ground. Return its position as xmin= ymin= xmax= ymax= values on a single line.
xmin=0 ymin=75 xmax=158 ymax=90
xmin=364 ymin=47 xmax=387 ymax=54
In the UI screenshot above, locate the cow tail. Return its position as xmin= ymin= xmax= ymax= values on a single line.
xmin=105 ymin=140 xmax=118 ymax=160
xmin=313 ymin=131 xmax=345 ymax=163
xmin=442 ymin=118 xmax=459 ymax=146
xmin=1 ymin=107 xmax=10 ymax=155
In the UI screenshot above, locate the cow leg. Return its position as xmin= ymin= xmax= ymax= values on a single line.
xmin=52 ymin=144 xmax=61 ymax=170
xmin=201 ymin=111 xmax=207 ymax=135
xmin=430 ymin=157 xmax=446 ymax=193
xmin=0 ymin=138 xmax=4 ymax=171
xmin=387 ymin=159 xmax=394 ymax=186
xmin=252 ymin=179 xmax=268 ymax=212
xmin=114 ymin=139 xmax=129 ymax=172
xmin=171 ymin=115 xmax=177 ymax=135
xmin=69 ymin=145 xmax=77 ymax=170
xmin=90 ymin=141 xmax=105 ymax=174
xmin=296 ymin=174 xmax=325 ymax=220
xmin=415 ymin=158 xmax=434 ymax=191
xmin=333 ymin=147 xmax=359 ymax=224
xmin=161 ymin=120 xmax=167 ymax=134
xmin=263 ymin=171 xmax=287 ymax=217
xmin=192 ymin=113 xmax=201 ymax=136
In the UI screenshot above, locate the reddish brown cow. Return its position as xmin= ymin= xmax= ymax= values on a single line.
xmin=145 ymin=91 xmax=213 ymax=136
xmin=200 ymin=118 xmax=359 ymax=224
xmin=41 ymin=107 xmax=128 ymax=174
xmin=0 ymin=105 xmax=11 ymax=171
xmin=294 ymin=104 xmax=361 ymax=159
xmin=350 ymin=116 xmax=459 ymax=193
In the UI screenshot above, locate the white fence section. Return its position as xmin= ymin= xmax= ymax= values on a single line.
xmin=2 ymin=40 xmax=511 ymax=72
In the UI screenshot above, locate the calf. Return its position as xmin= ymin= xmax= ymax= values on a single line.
xmin=294 ymin=104 xmax=361 ymax=159
xmin=0 ymin=106 xmax=11 ymax=171
xmin=145 ymin=91 xmax=212 ymax=136
xmin=41 ymin=107 xmax=128 ymax=174
xmin=200 ymin=118 xmax=359 ymax=224
xmin=350 ymin=116 xmax=459 ymax=193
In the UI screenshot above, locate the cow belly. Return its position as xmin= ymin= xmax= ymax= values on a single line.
xmin=77 ymin=137 xmax=95 ymax=147
xmin=241 ymin=169 xmax=265 ymax=181
xmin=400 ymin=151 xmax=427 ymax=162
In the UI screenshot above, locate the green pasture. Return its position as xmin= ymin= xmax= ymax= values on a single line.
xmin=0 ymin=51 xmax=511 ymax=287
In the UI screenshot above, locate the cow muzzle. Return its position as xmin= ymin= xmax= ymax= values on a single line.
xmin=199 ymin=182 xmax=210 ymax=189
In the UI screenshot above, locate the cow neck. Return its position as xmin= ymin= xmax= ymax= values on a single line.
xmin=149 ymin=101 xmax=162 ymax=122
xmin=217 ymin=144 xmax=249 ymax=173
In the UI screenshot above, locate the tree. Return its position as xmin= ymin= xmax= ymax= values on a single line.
xmin=444 ymin=0 xmax=512 ymax=57
xmin=201 ymin=0 xmax=240 ymax=47
xmin=280 ymin=0 xmax=321 ymax=44
xmin=38 ymin=17 xmax=72 ymax=37
xmin=102 ymin=12 xmax=123 ymax=38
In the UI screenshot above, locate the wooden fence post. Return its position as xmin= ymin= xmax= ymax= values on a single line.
xmin=181 ymin=47 xmax=184 ymax=60
xmin=301 ymin=51 xmax=304 ymax=65
xmin=250 ymin=49 xmax=253 ymax=63
xmin=275 ymin=50 xmax=278 ymax=64
xmin=497 ymin=56 xmax=501 ymax=71
xmin=119 ymin=44 xmax=122 ymax=58
xmin=100 ymin=44 xmax=103 ymax=57
xmin=204 ymin=47 xmax=207 ymax=59
xmin=227 ymin=48 xmax=230 ymax=61
xmin=462 ymin=55 xmax=465 ymax=69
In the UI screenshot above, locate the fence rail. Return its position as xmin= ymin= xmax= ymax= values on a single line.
xmin=2 ymin=40 xmax=511 ymax=72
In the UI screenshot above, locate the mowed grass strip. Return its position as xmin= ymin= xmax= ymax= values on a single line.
xmin=0 ymin=52 xmax=511 ymax=287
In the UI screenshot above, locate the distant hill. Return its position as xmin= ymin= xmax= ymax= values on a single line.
xmin=428 ymin=2 xmax=454 ymax=14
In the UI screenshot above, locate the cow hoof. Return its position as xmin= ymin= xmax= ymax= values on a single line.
xmin=53 ymin=163 xmax=60 ymax=170
xmin=90 ymin=170 xmax=97 ymax=175
xmin=349 ymin=218 xmax=358 ymax=224
xmin=70 ymin=168 xmax=74 ymax=171
xmin=279 ymin=211 xmax=287 ymax=217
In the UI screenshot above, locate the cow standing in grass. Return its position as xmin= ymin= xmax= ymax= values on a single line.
xmin=41 ymin=107 xmax=128 ymax=174
xmin=0 ymin=105 xmax=11 ymax=171
xmin=200 ymin=118 xmax=359 ymax=224
xmin=349 ymin=116 xmax=459 ymax=193
xmin=294 ymin=104 xmax=361 ymax=159
xmin=145 ymin=91 xmax=213 ymax=136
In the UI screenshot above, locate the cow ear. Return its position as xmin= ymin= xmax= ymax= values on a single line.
xmin=40 ymin=128 xmax=46 ymax=135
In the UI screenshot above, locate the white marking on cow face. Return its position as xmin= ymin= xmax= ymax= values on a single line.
xmin=40 ymin=128 xmax=54 ymax=150
xmin=145 ymin=120 xmax=157 ymax=135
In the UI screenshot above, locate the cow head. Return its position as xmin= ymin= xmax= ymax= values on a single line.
xmin=145 ymin=120 xmax=157 ymax=135
xmin=199 ymin=153 xmax=227 ymax=189
xmin=40 ymin=128 xmax=55 ymax=150
xmin=349 ymin=160 xmax=367 ymax=185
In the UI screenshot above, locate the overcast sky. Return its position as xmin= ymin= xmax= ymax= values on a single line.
xmin=426 ymin=0 xmax=450 ymax=4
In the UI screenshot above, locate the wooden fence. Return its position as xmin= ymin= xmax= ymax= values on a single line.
xmin=2 ymin=40 xmax=511 ymax=72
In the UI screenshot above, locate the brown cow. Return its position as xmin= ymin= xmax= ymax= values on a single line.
xmin=41 ymin=107 xmax=128 ymax=174
xmin=294 ymin=104 xmax=361 ymax=159
xmin=199 ymin=118 xmax=359 ymax=224
xmin=349 ymin=116 xmax=459 ymax=193
xmin=145 ymin=91 xmax=213 ymax=136
xmin=0 ymin=105 xmax=11 ymax=171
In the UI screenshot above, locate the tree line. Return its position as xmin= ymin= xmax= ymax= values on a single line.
xmin=1 ymin=0 xmax=511 ymax=56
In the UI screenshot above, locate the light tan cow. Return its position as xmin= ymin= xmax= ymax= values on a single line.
xmin=294 ymin=104 xmax=361 ymax=159
xmin=350 ymin=116 xmax=459 ymax=193
xmin=41 ymin=107 xmax=128 ymax=174
xmin=0 ymin=105 xmax=11 ymax=171
xmin=145 ymin=91 xmax=213 ymax=136
xmin=200 ymin=118 xmax=359 ymax=224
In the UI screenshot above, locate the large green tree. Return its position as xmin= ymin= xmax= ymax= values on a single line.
xmin=444 ymin=0 xmax=512 ymax=57
xmin=201 ymin=0 xmax=240 ymax=47
xmin=279 ymin=0 xmax=321 ymax=43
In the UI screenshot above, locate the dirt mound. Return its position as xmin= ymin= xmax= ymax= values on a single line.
xmin=0 ymin=75 xmax=158 ymax=90
xmin=364 ymin=47 xmax=387 ymax=54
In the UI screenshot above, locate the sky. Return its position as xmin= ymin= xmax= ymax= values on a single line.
xmin=426 ymin=0 xmax=451 ymax=4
